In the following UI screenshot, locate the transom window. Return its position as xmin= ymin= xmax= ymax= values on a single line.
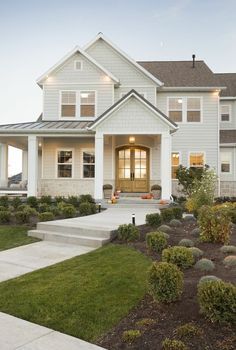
xmin=172 ymin=152 xmax=180 ymax=179
xmin=187 ymin=97 xmax=201 ymax=122
xmin=80 ymin=91 xmax=96 ymax=117
xmin=168 ymin=98 xmax=183 ymax=122
xmin=220 ymin=105 xmax=231 ymax=122
xmin=189 ymin=152 xmax=204 ymax=168
xmin=221 ymin=152 xmax=231 ymax=173
xmin=74 ymin=60 xmax=83 ymax=71
xmin=83 ymin=151 xmax=95 ymax=178
xmin=61 ymin=92 xmax=76 ymax=118
xmin=57 ymin=150 xmax=73 ymax=178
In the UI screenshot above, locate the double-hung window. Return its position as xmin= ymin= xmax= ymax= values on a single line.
xmin=189 ymin=152 xmax=205 ymax=168
xmin=171 ymin=152 xmax=180 ymax=179
xmin=168 ymin=98 xmax=183 ymax=122
xmin=80 ymin=91 xmax=96 ymax=117
xmin=221 ymin=152 xmax=231 ymax=173
xmin=220 ymin=105 xmax=231 ymax=122
xmin=82 ymin=150 xmax=95 ymax=178
xmin=61 ymin=91 xmax=76 ymax=118
xmin=187 ymin=97 xmax=201 ymax=122
xmin=57 ymin=150 xmax=73 ymax=178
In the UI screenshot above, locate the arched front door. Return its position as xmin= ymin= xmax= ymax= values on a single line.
xmin=116 ymin=146 xmax=149 ymax=192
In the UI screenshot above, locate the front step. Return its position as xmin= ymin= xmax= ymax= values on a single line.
xmin=28 ymin=230 xmax=110 ymax=248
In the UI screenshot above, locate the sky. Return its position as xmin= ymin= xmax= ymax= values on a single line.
xmin=0 ymin=0 xmax=236 ymax=175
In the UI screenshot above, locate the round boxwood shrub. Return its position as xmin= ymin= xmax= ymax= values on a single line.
xmin=67 ymin=196 xmax=80 ymax=208
xmin=38 ymin=203 xmax=51 ymax=213
xmin=79 ymin=202 xmax=96 ymax=216
xmin=79 ymin=194 xmax=94 ymax=203
xmin=122 ymin=329 xmax=141 ymax=344
xmin=178 ymin=239 xmax=194 ymax=248
xmin=223 ymin=255 xmax=236 ymax=268
xmin=162 ymin=246 xmax=194 ymax=269
xmin=158 ymin=224 xmax=172 ymax=233
xmin=161 ymin=208 xmax=175 ymax=223
xmin=61 ymin=204 xmax=77 ymax=218
xmin=146 ymin=212 xmax=162 ymax=227
xmin=39 ymin=212 xmax=55 ymax=222
xmin=172 ymin=206 xmax=184 ymax=220
xmin=198 ymin=275 xmax=221 ymax=286
xmin=170 ymin=219 xmax=182 ymax=227
xmin=40 ymin=195 xmax=52 ymax=205
xmin=117 ymin=224 xmax=140 ymax=242
xmin=194 ymin=258 xmax=215 ymax=272
xmin=190 ymin=228 xmax=200 ymax=237
xmin=16 ymin=211 xmax=30 ymax=224
xmin=197 ymin=280 xmax=236 ymax=324
xmin=188 ymin=247 xmax=203 ymax=260
xmin=146 ymin=231 xmax=167 ymax=253
xmin=18 ymin=204 xmax=30 ymax=212
xmin=0 ymin=205 xmax=6 ymax=211
xmin=0 ymin=210 xmax=11 ymax=223
xmin=220 ymin=245 xmax=236 ymax=254
xmin=148 ymin=262 xmax=183 ymax=303
xmin=26 ymin=196 xmax=38 ymax=208
xmin=162 ymin=338 xmax=188 ymax=350
xmin=11 ymin=197 xmax=22 ymax=209
xmin=49 ymin=206 xmax=61 ymax=217
xmin=0 ymin=196 xmax=9 ymax=208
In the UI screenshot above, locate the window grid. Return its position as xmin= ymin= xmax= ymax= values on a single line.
xmin=57 ymin=150 xmax=73 ymax=178
xmin=172 ymin=152 xmax=180 ymax=179
xmin=189 ymin=153 xmax=204 ymax=168
xmin=83 ymin=150 xmax=95 ymax=178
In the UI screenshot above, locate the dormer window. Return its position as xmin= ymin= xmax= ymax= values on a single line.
xmin=74 ymin=60 xmax=83 ymax=71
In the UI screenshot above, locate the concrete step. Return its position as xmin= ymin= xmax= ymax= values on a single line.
xmin=37 ymin=222 xmax=113 ymax=239
xmin=28 ymin=230 xmax=110 ymax=248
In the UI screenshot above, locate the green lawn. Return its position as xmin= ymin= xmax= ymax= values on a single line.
xmin=0 ymin=244 xmax=151 ymax=341
xmin=0 ymin=226 xmax=39 ymax=251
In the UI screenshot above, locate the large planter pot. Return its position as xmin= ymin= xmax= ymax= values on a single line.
xmin=152 ymin=189 xmax=161 ymax=199
xmin=103 ymin=189 xmax=113 ymax=199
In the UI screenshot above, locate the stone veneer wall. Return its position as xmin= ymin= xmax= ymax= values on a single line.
xmin=220 ymin=181 xmax=236 ymax=197
xmin=39 ymin=179 xmax=94 ymax=197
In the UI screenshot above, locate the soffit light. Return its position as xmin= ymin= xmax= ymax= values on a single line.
xmin=129 ymin=136 xmax=135 ymax=144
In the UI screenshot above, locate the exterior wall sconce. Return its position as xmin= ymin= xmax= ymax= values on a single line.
xmin=129 ymin=136 xmax=135 ymax=144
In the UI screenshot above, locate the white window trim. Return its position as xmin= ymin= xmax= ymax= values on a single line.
xmin=220 ymin=104 xmax=232 ymax=123
xmin=74 ymin=60 xmax=83 ymax=71
xmin=220 ymin=151 xmax=232 ymax=175
xmin=56 ymin=148 xmax=75 ymax=179
xmin=59 ymin=90 xmax=97 ymax=121
xmin=171 ymin=151 xmax=182 ymax=180
xmin=81 ymin=148 xmax=95 ymax=179
xmin=167 ymin=96 xmax=203 ymax=124
xmin=188 ymin=151 xmax=206 ymax=168
xmin=120 ymin=92 xmax=147 ymax=99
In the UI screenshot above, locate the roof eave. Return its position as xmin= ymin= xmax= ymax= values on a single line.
xmin=160 ymin=86 xmax=227 ymax=92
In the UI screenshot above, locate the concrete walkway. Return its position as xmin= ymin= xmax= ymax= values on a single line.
xmin=0 ymin=312 xmax=105 ymax=349
xmin=0 ymin=241 xmax=94 ymax=283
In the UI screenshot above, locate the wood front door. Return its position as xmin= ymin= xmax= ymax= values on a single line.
xmin=116 ymin=146 xmax=149 ymax=193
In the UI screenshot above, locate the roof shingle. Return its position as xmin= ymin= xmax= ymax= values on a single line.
xmin=215 ymin=73 xmax=236 ymax=97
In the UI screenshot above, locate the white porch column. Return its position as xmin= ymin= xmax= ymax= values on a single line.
xmin=28 ymin=136 xmax=38 ymax=197
xmin=0 ymin=143 xmax=8 ymax=187
xmin=94 ymin=132 xmax=104 ymax=200
xmin=161 ymin=132 xmax=172 ymax=200
xmin=22 ymin=150 xmax=28 ymax=181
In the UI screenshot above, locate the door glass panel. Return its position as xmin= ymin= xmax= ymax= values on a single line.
xmin=141 ymin=150 xmax=146 ymax=159
xmin=141 ymin=169 xmax=146 ymax=178
xmin=119 ymin=159 xmax=124 ymax=168
xmin=125 ymin=149 xmax=130 ymax=158
xmin=119 ymin=150 xmax=124 ymax=158
xmin=124 ymin=169 xmax=130 ymax=178
xmin=135 ymin=169 xmax=141 ymax=178
xmin=118 ymin=148 xmax=131 ymax=180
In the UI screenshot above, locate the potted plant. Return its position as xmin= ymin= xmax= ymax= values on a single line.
xmin=103 ymin=184 xmax=113 ymax=199
xmin=151 ymin=184 xmax=162 ymax=199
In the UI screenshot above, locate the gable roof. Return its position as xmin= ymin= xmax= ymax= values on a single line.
xmin=36 ymin=46 xmax=120 ymax=86
xmin=90 ymin=89 xmax=178 ymax=130
xmin=138 ymin=60 xmax=224 ymax=89
xmin=215 ymin=73 xmax=236 ymax=97
xmin=83 ymin=33 xmax=164 ymax=87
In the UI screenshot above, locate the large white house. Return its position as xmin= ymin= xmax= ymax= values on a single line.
xmin=0 ymin=33 xmax=236 ymax=200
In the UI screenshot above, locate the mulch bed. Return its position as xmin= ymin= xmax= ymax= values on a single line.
xmin=97 ymin=220 xmax=236 ymax=350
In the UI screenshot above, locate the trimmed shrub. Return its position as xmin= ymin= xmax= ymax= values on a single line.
xmin=39 ymin=212 xmax=55 ymax=222
xmin=174 ymin=322 xmax=202 ymax=338
xmin=135 ymin=318 xmax=155 ymax=328
xmin=198 ymin=275 xmax=221 ymax=285
xmin=183 ymin=215 xmax=196 ymax=222
xmin=146 ymin=231 xmax=167 ymax=253
xmin=0 ymin=196 xmax=9 ymax=208
xmin=67 ymin=196 xmax=80 ymax=208
xmin=40 ymin=195 xmax=52 ymax=205
xmin=61 ymin=205 xmax=77 ymax=218
xmin=79 ymin=202 xmax=96 ymax=216
xmin=194 ymin=258 xmax=215 ymax=272
xmin=146 ymin=212 xmax=162 ymax=227
xmin=220 ymin=245 xmax=236 ymax=254
xmin=11 ymin=197 xmax=22 ymax=209
xmin=223 ymin=255 xmax=236 ymax=268
xmin=197 ymin=280 xmax=236 ymax=324
xmin=148 ymin=262 xmax=183 ymax=303
xmin=117 ymin=224 xmax=140 ymax=242
xmin=170 ymin=219 xmax=182 ymax=227
xmin=162 ymin=246 xmax=194 ymax=269
xmin=178 ymin=239 xmax=194 ymax=248
xmin=158 ymin=224 xmax=172 ymax=233
xmin=38 ymin=203 xmax=51 ymax=213
xmin=0 ymin=206 xmax=6 ymax=211
xmin=172 ymin=206 xmax=183 ymax=220
xmin=162 ymin=338 xmax=188 ymax=350
xmin=161 ymin=208 xmax=175 ymax=222
xmin=198 ymin=205 xmax=231 ymax=244
xmin=17 ymin=204 xmax=30 ymax=211
xmin=16 ymin=211 xmax=30 ymax=224
xmin=122 ymin=330 xmax=141 ymax=343
xmin=55 ymin=196 xmax=66 ymax=204
xmin=0 ymin=210 xmax=11 ymax=223
xmin=190 ymin=228 xmax=200 ymax=237
xmin=49 ymin=206 xmax=61 ymax=217
xmin=79 ymin=194 xmax=94 ymax=203
xmin=26 ymin=196 xmax=38 ymax=208
xmin=189 ymin=247 xmax=203 ymax=260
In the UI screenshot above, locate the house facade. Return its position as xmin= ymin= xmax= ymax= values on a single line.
xmin=0 ymin=33 xmax=236 ymax=200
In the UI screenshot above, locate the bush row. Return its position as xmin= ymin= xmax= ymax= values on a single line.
xmin=146 ymin=206 xmax=183 ymax=227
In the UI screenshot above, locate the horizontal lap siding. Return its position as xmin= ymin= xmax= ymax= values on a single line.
xmin=156 ymin=92 xmax=219 ymax=173
xmin=114 ymin=86 xmax=156 ymax=105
